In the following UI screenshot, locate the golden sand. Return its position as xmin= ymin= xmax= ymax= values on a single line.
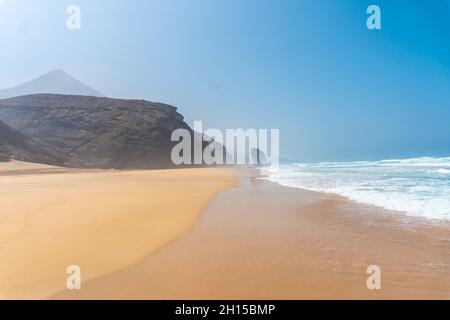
xmin=0 ymin=164 xmax=236 ymax=299
xmin=0 ymin=160 xmax=68 ymax=175
xmin=55 ymin=171 xmax=450 ymax=300
xmin=2 ymin=162 xmax=448 ymax=300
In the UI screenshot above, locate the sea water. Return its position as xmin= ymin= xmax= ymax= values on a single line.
xmin=263 ymin=157 xmax=450 ymax=221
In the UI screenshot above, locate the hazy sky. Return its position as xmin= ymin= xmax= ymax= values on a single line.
xmin=0 ymin=0 xmax=449 ymax=161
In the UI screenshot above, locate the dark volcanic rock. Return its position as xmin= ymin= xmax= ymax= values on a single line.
xmin=0 ymin=120 xmax=72 ymax=165
xmin=0 ymin=94 xmax=193 ymax=169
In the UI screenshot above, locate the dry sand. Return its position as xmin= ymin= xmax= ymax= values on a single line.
xmin=0 ymin=163 xmax=237 ymax=299
xmin=55 ymin=170 xmax=450 ymax=300
xmin=0 ymin=160 xmax=70 ymax=175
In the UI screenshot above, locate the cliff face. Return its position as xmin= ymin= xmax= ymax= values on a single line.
xmin=0 ymin=94 xmax=192 ymax=169
xmin=0 ymin=120 xmax=71 ymax=165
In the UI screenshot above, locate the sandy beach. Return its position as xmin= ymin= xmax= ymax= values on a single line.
xmin=53 ymin=170 xmax=450 ymax=300
xmin=0 ymin=160 xmax=73 ymax=176
xmin=0 ymin=162 xmax=236 ymax=299
xmin=1 ymin=162 xmax=449 ymax=299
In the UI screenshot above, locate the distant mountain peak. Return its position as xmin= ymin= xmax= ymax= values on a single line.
xmin=0 ymin=69 xmax=104 ymax=99
xmin=44 ymin=68 xmax=69 ymax=76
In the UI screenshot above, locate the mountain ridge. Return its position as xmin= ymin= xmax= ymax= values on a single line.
xmin=0 ymin=69 xmax=103 ymax=99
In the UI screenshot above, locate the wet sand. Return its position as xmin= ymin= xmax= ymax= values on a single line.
xmin=55 ymin=170 xmax=450 ymax=300
xmin=0 ymin=164 xmax=236 ymax=299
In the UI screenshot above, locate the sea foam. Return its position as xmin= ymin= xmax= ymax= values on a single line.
xmin=263 ymin=157 xmax=450 ymax=221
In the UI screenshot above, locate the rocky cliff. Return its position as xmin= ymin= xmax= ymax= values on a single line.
xmin=0 ymin=120 xmax=72 ymax=165
xmin=0 ymin=94 xmax=192 ymax=169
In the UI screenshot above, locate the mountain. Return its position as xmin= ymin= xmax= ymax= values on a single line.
xmin=0 ymin=94 xmax=193 ymax=169
xmin=0 ymin=120 xmax=72 ymax=165
xmin=0 ymin=69 xmax=103 ymax=99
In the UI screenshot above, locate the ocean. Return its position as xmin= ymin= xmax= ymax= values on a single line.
xmin=263 ymin=157 xmax=450 ymax=221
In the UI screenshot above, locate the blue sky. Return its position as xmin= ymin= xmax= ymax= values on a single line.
xmin=0 ymin=0 xmax=449 ymax=161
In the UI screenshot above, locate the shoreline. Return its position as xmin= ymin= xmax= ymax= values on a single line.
xmin=260 ymin=176 xmax=450 ymax=229
xmin=54 ymin=169 xmax=450 ymax=300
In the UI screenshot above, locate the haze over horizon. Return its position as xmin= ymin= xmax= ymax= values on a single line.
xmin=0 ymin=0 xmax=449 ymax=161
